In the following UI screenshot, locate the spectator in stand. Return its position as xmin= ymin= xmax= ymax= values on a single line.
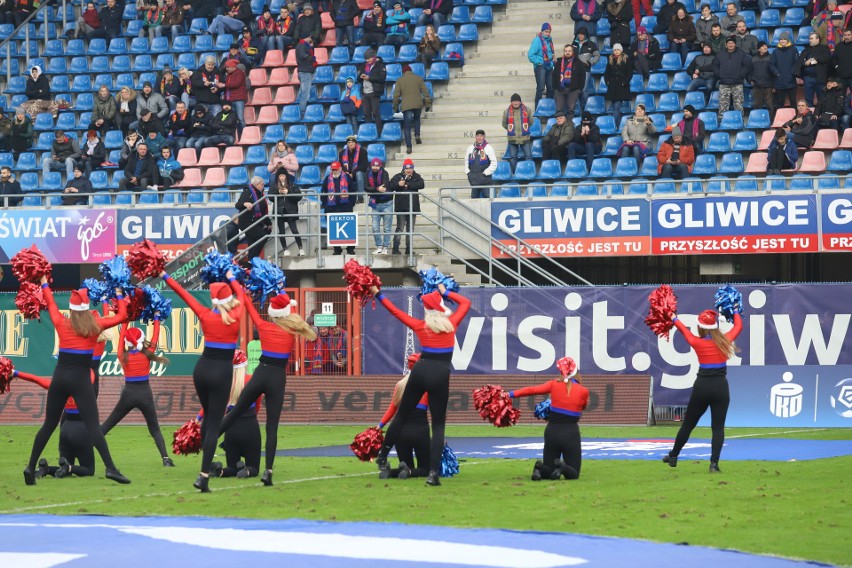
xmin=391 ymin=158 xmax=423 ymax=255
xmin=630 ymin=25 xmax=661 ymax=79
xmin=571 ymin=0 xmax=602 ymax=42
xmin=77 ymin=130 xmax=106 ymax=178
xmin=183 ymin=0 xmax=224 ymax=23
xmin=360 ymin=48 xmax=386 ymax=137
xmin=541 ymin=110 xmax=574 ymax=164
xmin=42 ymin=130 xmax=79 ymax=182
xmin=694 ymin=4 xmax=719 ymax=49
xmin=272 ymin=6 xmax=295 ymax=53
xmin=119 ymin=130 xmax=142 ymax=169
xmin=0 ymin=166 xmax=23 ymax=207
xmin=74 ymin=2 xmax=102 ymax=40
xmin=208 ymin=0 xmax=254 ymax=35
xmin=365 ymin=157 xmax=393 ymax=255
xmin=618 ymin=103 xmax=656 ymax=161
xmin=238 ymin=27 xmax=264 ymax=69
xmin=0 ymin=0 xmax=13 ymax=26
xmin=604 ymin=43 xmax=632 ymax=127
xmin=192 ymin=57 xmax=225 ymax=117
xmin=10 ymin=108 xmax=33 ymax=158
xmin=360 ymin=2 xmax=386 ymax=48
xmin=606 ymin=0 xmax=633 ymax=51
xmin=766 ymin=128 xmax=797 ymax=174
xmin=160 ymin=0 xmax=185 ymax=41
xmin=385 ymin=2 xmax=411 ymax=47
xmin=221 ymin=43 xmax=253 ymax=74
xmin=269 ymin=167 xmax=304 ymax=257
xmin=296 ymin=36 xmax=317 ymax=115
xmin=132 ymin=82 xmax=169 ymax=132
xmin=502 ymin=93 xmax=533 ymax=172
xmin=652 ymin=0 xmax=684 ymax=36
xmin=167 ymin=101 xmax=193 ymax=149
xmin=98 ymin=0 xmax=124 ymax=40
xmin=321 ymin=162 xmax=356 ymax=255
xmin=818 ymin=77 xmax=846 ymax=133
xmin=61 ymin=166 xmax=94 ymax=206
xmin=567 ymin=112 xmax=603 ymax=172
xmin=678 ymin=104 xmax=706 ymax=155
xmin=340 ymin=77 xmax=362 ymax=133
xmin=797 ymin=32 xmax=832 ymax=108
xmin=228 ymin=176 xmax=272 ymax=262
xmin=119 ymin=141 xmax=158 ymax=192
xmin=529 ymin=23 xmax=555 ymax=109
xmin=339 ymin=135 xmax=369 ymax=200
xmin=144 ymin=129 xmax=172 ymax=158
xmin=707 ymin=23 xmax=726 ymax=54
xmin=657 ymin=126 xmax=694 ymax=179
xmin=255 ymin=6 xmax=279 ymax=54
xmin=154 ymin=146 xmax=184 ymax=190
xmin=177 ymin=67 xmax=196 ymax=111
xmin=465 ymin=129 xmax=497 ymax=199
xmin=668 ymin=7 xmax=696 ymax=66
xmin=289 ymin=3 xmax=321 ymax=44
xmin=334 ymin=0 xmax=359 ymax=54
xmin=572 ymin=27 xmax=600 ymax=109
xmin=418 ymin=25 xmax=441 ymax=67
xmin=223 ymin=60 xmax=248 ymax=133
xmin=0 ymin=109 xmax=9 ymax=152
xmin=835 ymin=28 xmax=852 ymax=95
xmin=136 ymin=109 xmax=167 ymax=139
xmin=140 ymin=2 xmax=166 ymax=43
xmin=185 ymin=105 xmax=213 ymax=153
xmin=719 ymin=3 xmax=743 ymax=38
xmin=772 ymin=33 xmax=799 ymax=113
xmin=733 ymin=21 xmax=758 ymax=57
xmin=713 ymin=36 xmax=751 ymax=120
xmin=159 ymin=69 xmax=183 ymax=113
xmin=393 ymin=64 xmax=432 ymax=154
xmin=750 ymin=42 xmax=775 ymax=118
xmin=268 ymin=141 xmax=299 ymax=178
xmin=553 ymin=44 xmax=588 ymax=119
xmin=25 ymin=65 xmax=50 ymax=102
xmin=89 ymin=85 xmax=116 ymax=135
xmin=195 ymin=102 xmax=239 ymax=151
xmin=418 ymin=0 xmax=453 ymax=30
xmin=812 ymin=1 xmax=844 ymax=51
xmin=631 ymin=0 xmax=651 ymax=28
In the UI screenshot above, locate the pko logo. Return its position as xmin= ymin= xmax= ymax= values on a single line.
xmin=829 ymin=377 xmax=852 ymax=418
xmin=769 ymin=371 xmax=803 ymax=418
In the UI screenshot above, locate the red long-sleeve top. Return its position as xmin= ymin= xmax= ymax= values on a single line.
xmin=376 ymin=291 xmax=471 ymax=354
xmin=378 ymin=387 xmax=428 ymax=428
xmin=244 ymin=291 xmax=295 ymax=361
xmin=92 ymin=302 xmax=112 ymax=360
xmin=14 ymin=369 xmax=94 ymax=413
xmin=162 ymin=274 xmax=243 ymax=348
xmin=673 ymin=313 xmax=742 ymax=368
xmin=43 ymin=284 xmax=128 ymax=354
xmin=117 ymin=321 xmax=160 ymax=381
xmin=510 ymin=379 xmax=590 ymax=420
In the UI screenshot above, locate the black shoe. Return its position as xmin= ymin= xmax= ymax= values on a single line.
xmin=425 ymin=470 xmax=441 ymax=486
xmin=55 ymin=457 xmax=71 ymax=479
xmin=210 ymin=461 xmax=223 ymax=478
xmin=391 ymin=249 xmax=400 ymax=255
xmin=406 ymin=146 xmax=412 ymax=154
xmin=397 ymin=461 xmax=411 ymax=480
xmin=105 ymin=468 xmax=131 ymax=484
xmin=662 ymin=452 xmax=678 ymax=468
xmin=194 ymin=474 xmax=210 ymax=492
xmin=162 ymin=457 xmax=175 ymax=467
xmin=261 ymin=469 xmax=273 ymax=486
xmin=709 ymin=462 xmax=721 ymax=473
xmin=531 ymin=461 xmax=542 ymax=481
xmin=23 ymin=467 xmax=36 ymax=486
xmin=561 ymin=464 xmax=579 ymax=480
xmin=235 ymin=460 xmax=249 ymax=478
xmin=376 ymin=456 xmax=390 ymax=478
xmin=415 ymin=136 xmax=422 ymax=144
xmin=35 ymin=458 xmax=50 ymax=479
xmin=551 ymin=459 xmax=565 ymax=480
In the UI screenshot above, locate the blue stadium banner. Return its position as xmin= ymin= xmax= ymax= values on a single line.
xmin=491 ymin=199 xmax=651 ymax=258
xmin=116 ymin=208 xmax=232 ymax=261
xmin=651 ymin=194 xmax=819 ymax=255
xmin=820 ymin=193 xmax=852 ymax=252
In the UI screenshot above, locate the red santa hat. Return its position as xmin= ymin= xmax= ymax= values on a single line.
xmin=69 ymin=289 xmax=90 ymax=311
xmin=407 ymin=352 xmax=421 ymax=370
xmin=209 ymin=282 xmax=234 ymax=305
xmin=124 ymin=326 xmax=145 ymax=351
xmin=268 ymin=293 xmax=296 ymax=318
xmin=421 ymin=291 xmax=451 ymax=315
xmin=233 ymin=349 xmax=248 ymax=368
xmin=556 ymin=356 xmax=578 ymax=381
xmin=697 ymin=309 xmax=719 ymax=330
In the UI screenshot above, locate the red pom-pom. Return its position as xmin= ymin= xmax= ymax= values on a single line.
xmin=350 ymin=426 xmax=385 ymax=461
xmin=0 ymin=357 xmax=13 ymax=395
xmin=172 ymin=419 xmax=202 ymax=455
xmin=127 ymin=240 xmax=166 ymax=281
xmin=473 ymin=385 xmax=520 ymax=427
xmin=11 ymin=245 xmax=52 ymax=283
xmin=645 ymin=284 xmax=679 ymax=340
xmin=342 ymin=259 xmax=382 ymax=307
xmin=122 ymin=288 xmax=146 ymax=321
xmin=15 ymin=281 xmax=47 ymax=321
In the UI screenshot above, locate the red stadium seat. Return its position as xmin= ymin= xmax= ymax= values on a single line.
xmin=284 ymin=49 xmax=297 ymax=66
xmin=248 ymin=87 xmax=273 ymax=106
xmin=812 ymin=129 xmax=839 ymax=150
xmin=255 ymin=105 xmax=280 ymax=124
xmin=201 ymin=167 xmax=226 ymax=187
xmin=221 ymin=146 xmax=245 ymax=166
xmin=757 ymin=130 xmax=775 ymax=151
xmin=196 ymin=147 xmax=220 ymax=166
xmin=237 ymin=126 xmax=261 ymax=145
xmin=744 ymin=152 xmax=768 ymax=174
xmin=247 ymin=68 xmax=268 ymax=87
xmin=243 ymin=106 xmax=256 ymax=125
xmin=771 ymin=108 xmax=795 ymax=128
xmin=262 ymin=50 xmax=285 ymax=68
xmin=177 ymin=148 xmax=197 ymax=167
xmin=268 ymin=67 xmax=291 ymax=86
xmin=798 ymin=151 xmax=826 ymax=174
xmin=321 ymin=28 xmax=337 ymax=47
xmin=176 ymin=167 xmax=202 ymax=187
xmin=273 ymin=86 xmax=296 ymax=105
xmin=314 ymin=48 xmax=328 ymax=65
xmin=321 ymin=12 xmax=334 ymax=29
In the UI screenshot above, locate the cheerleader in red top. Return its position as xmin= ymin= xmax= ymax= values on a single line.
xmin=664 ymin=309 xmax=742 ymax=473
xmin=371 ymin=283 xmax=472 ymax=486
xmin=101 ymin=321 xmax=174 ymax=466
xmin=217 ymin=291 xmax=316 ymax=486
xmin=160 ymin=269 xmax=244 ymax=492
xmin=508 ymin=356 xmax=589 ymax=481
xmin=91 ymin=302 xmax=113 ymax=397
xmin=15 ymin=369 xmax=96 ymax=479
xmin=377 ymin=352 xmax=431 ymax=480
xmin=23 ymin=276 xmax=130 ymax=486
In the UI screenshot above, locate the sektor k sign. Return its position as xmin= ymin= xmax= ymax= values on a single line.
xmin=0 ymin=208 xmax=117 ymax=263
xmin=327 ymin=213 xmax=358 ymax=246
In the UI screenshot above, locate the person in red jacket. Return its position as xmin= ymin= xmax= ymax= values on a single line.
xmin=217 ymin=290 xmax=316 ymax=486
xmin=160 ymin=269 xmax=244 ymax=492
xmin=370 ymin=283 xmax=471 ymax=486
xmin=663 ymin=308 xmax=742 ymax=473
xmin=223 ymin=60 xmax=248 ymax=133
xmin=508 ymin=356 xmax=589 ymax=481
xmin=377 ymin=352 xmax=430 ymax=480
xmin=15 ymin=368 xmax=97 ymax=479
xmin=24 ymin=277 xmax=130 ymax=486
xmin=101 ymin=321 xmax=174 ymax=467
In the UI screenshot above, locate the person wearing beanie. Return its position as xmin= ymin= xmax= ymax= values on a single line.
xmin=528 ymin=22 xmax=555 ymax=108
xmin=332 ymin=0 xmax=359 ymax=54
xmin=359 ymin=47 xmax=386 ymax=137
xmin=811 ymin=0 xmax=844 ymax=50
xmin=9 ymin=106 xmax=33 ymax=157
xmin=713 ymin=34 xmax=751 ymax=120
xmin=393 ymin=63 xmax=432 ymax=153
xmin=227 ymin=175 xmax=272 ymax=262
xmin=686 ymin=42 xmax=717 ymax=106
xmin=656 ymin=125 xmax=695 ymax=179
xmin=552 ymin=44 xmax=588 ymax=120
xmin=289 ymin=3 xmax=321 ymax=44
xmin=220 ymin=42 xmax=252 ymax=75
xmin=140 ymin=0 xmax=166 ymax=43
xmin=76 ymin=129 xmax=106 ymax=178
xmin=321 ymin=161 xmax=356 ymax=255
xmin=662 ymin=303 xmax=743 ymax=474
xmin=677 ymin=104 xmax=706 ymax=155
xmin=385 ymin=1 xmax=411 ymax=46
xmin=770 ymin=31 xmax=800 ymax=112
xmin=567 ymin=111 xmax=603 ymax=172
xmin=129 ymin=81 xmax=168 ymax=134
xmin=360 ymin=1 xmax=386 ymax=48
xmin=570 ymin=0 xmax=603 ymax=41
xmin=61 ymin=165 xmax=94 ymax=206
xmin=391 ymin=158 xmax=424 ymax=255
xmin=750 ymin=41 xmax=775 ymax=116
xmin=604 ymin=42 xmax=632 ymax=126
xmin=223 ymin=57 xmax=248 ymax=132
xmin=668 ymin=7 xmax=696 ymax=66
xmin=542 ymin=110 xmax=574 ymax=164
xmin=339 ymin=135 xmax=369 ymax=201
xmin=366 ymin=157 xmax=393 ymax=254
xmin=629 ymin=25 xmax=662 ymax=79
xmin=465 ymin=129 xmax=498 ymax=199
xmin=502 ymin=94 xmax=533 ymax=172
xmin=605 ymin=0 xmax=632 ymax=49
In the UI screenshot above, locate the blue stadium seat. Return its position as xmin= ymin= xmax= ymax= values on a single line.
xmin=209 ymin=191 xmax=231 ymax=203
xmin=550 ymin=183 xmax=569 ymax=197
xmin=661 ymin=52 xmax=682 ymax=71
xmin=437 ymin=24 xmax=456 ymax=43
xmin=626 ymin=181 xmax=648 ymax=195
xmin=177 ymin=52 xmax=197 ymax=69
xmin=212 ymin=33 xmax=234 ymax=51
xmin=21 ymin=195 xmax=42 ymax=207
xmin=427 ymin=61 xmax=450 ymax=81
xmin=132 ymin=54 xmax=153 ymax=72
xmin=512 ymin=161 xmax=536 ymax=181
xmin=261 ymin=124 xmax=285 ymax=144
xmin=111 ymin=171 xmax=125 ymax=189
xmin=329 ymin=47 xmax=351 ymax=65
xmin=580 ymin=95 xmax=603 ymax=115
xmin=653 ymin=180 xmax=677 ymax=193
xmin=357 ymin=123 xmax=378 ymax=142
xmin=315 ymin=144 xmax=339 ymax=164
xmin=137 ymin=72 xmax=157 ymax=89
xmin=50 ymin=74 xmax=70 ymax=93
xmin=122 ymin=3 xmax=137 ymax=19
xmin=596 ymin=116 xmax=617 ymax=135
xmin=733 ymin=131 xmax=757 ymax=152
xmin=104 ymin=130 xmax=124 ymax=149
xmin=161 ymin=189 xmax=183 ymax=204
xmin=332 ymin=124 xmax=354 ymax=142
xmin=108 ymin=54 xmax=130 ymax=73
xmin=124 ymin=19 xmax=144 ymax=37
xmin=326 ymin=104 xmax=344 ymax=123
xmin=538 ymin=159 xmax=562 ymax=180
xmin=150 ymin=36 xmax=170 ymax=54
xmin=692 ymin=154 xmax=717 ymax=176
xmin=108 ymin=38 xmax=128 ymax=55
xmin=19 ymin=172 xmax=38 ymax=192
xmin=285 ymin=124 xmax=308 ymax=144
xmin=635 ymin=93 xmax=655 ymax=113
xmin=816 ymin=176 xmax=841 ymax=190
xmin=92 ymin=193 xmax=112 ymax=206
xmin=34 ymin=132 xmax=55 ymax=151
xmin=33 ymin=113 xmax=55 ymax=131
xmin=596 ymin=18 xmax=610 ymax=37
xmin=113 ymin=73 xmax=133 ymax=90
xmin=244 ymin=145 xmax=268 ymax=164
xmin=646 ymin=73 xmax=669 ymax=92
xmin=385 ymin=63 xmax=402 ymax=83
xmin=155 ymin=53 xmax=175 ymax=71
xmin=226 ymin=166 xmax=250 ymax=186
xmin=70 ymin=74 xmax=93 ymax=93
xmin=706 ymin=132 xmax=731 ymax=153
xmin=380 ymin=122 xmax=402 ymax=141
xmin=683 ymin=91 xmax=706 ymax=110
xmin=351 ymin=45 xmax=370 ymax=64
xmin=657 ymin=92 xmax=680 ymax=113
xmin=113 ymin=191 xmax=134 ymax=205
xmin=757 ymin=9 xmax=780 ymax=27
xmin=4 ymin=76 xmax=26 ymax=94
xmin=41 ymin=172 xmax=63 ymax=192
xmin=472 ymin=5 xmax=493 ymax=22
xmin=704 ymin=177 xmax=728 ymax=193
xmin=45 ymin=57 xmax=67 ymax=75
xmin=564 ymin=159 xmax=588 ymax=180
xmin=55 ymin=112 xmax=76 ymax=131
xmin=589 ymin=158 xmax=613 ymax=178
xmin=448 ymin=6 xmax=471 ymax=23
xmin=0 ymin=153 xmax=12 ymax=169
xmin=534 ymin=98 xmax=555 ymax=118
xmin=669 ymin=71 xmax=690 ymax=91
xmin=601 ymin=136 xmax=623 ymax=157
xmin=764 ymin=175 xmax=787 ymax=192
xmin=740 ymin=10 xmax=757 ymax=28
xmin=491 ymin=161 xmax=512 ymax=182
xmin=782 ymin=8 xmax=804 ymax=26
xmin=733 ymin=176 xmax=758 ymax=192
xmin=183 ymin=191 xmax=205 ymax=204
xmin=457 ymin=23 xmax=479 ymax=41
xmin=719 ymin=110 xmax=744 ymax=130
xmin=629 ymin=74 xmax=644 ymax=93
xmin=319 ymin=84 xmax=340 ymax=101
xmin=377 ymin=45 xmax=396 ymax=62
xmin=827 ymin=151 xmax=852 ymax=173
xmin=367 ymin=143 xmax=387 ymax=163
xmin=279 ymin=105 xmax=302 ymax=124
xmin=89 ymin=170 xmax=108 ymax=191
xmin=746 ymin=109 xmax=771 ymax=130
xmin=398 ymin=43 xmax=418 ymax=62
xmin=789 ymin=175 xmax=814 ymax=191
xmin=16 ymin=152 xmax=37 ymax=171
xmin=171 ymin=35 xmax=192 ymax=54
xmin=188 ymin=18 xmax=209 ymax=34
xmin=498 ymin=184 xmax=521 ymax=198
xmin=698 ymin=111 xmax=719 ymax=130
xmin=336 ymin=65 xmax=358 ymax=83
xmin=719 ymin=153 xmax=744 ymax=174
xmin=309 ymin=124 xmax=331 ymax=143
xmin=298 ymin=165 xmax=322 ymax=185
xmin=314 ymin=65 xmax=335 ymax=84
xmin=294 ymin=144 xmax=315 ymax=165
xmin=303 ymin=104 xmax=326 ymax=122
xmin=43 ymin=38 xmax=65 ymax=57
xmin=575 ymin=184 xmax=599 ymax=196
xmin=615 ymin=157 xmax=639 ymax=177
xmin=138 ymin=192 xmax=160 ymax=205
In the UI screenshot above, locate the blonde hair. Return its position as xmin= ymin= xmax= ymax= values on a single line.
xmin=272 ymin=313 xmax=317 ymax=341
xmin=70 ymin=310 xmax=102 ymax=338
xmin=97 ymin=325 xmax=119 ymax=346
xmin=424 ymin=311 xmax=454 ymax=334
xmin=391 ymin=374 xmax=410 ymax=406
xmin=564 ymin=373 xmax=582 ymax=396
xmin=698 ymin=327 xmax=740 ymax=359
xmin=229 ymin=365 xmax=247 ymax=405
xmin=218 ymin=297 xmax=242 ymax=325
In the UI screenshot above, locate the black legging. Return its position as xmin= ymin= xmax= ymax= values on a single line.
xmin=101 ymin=381 xmax=169 ymax=459
xmin=219 ymin=359 xmax=286 ymax=471
xmin=379 ymin=356 xmax=450 ymax=473
xmin=90 ymin=359 xmax=101 ymax=398
xmin=389 ymin=408 xmax=431 ymax=478
xmin=48 ymin=416 xmax=95 ymax=477
xmin=220 ymin=413 xmax=261 ymax=477
xmin=195 ymin=349 xmax=235 ymax=474
xmin=277 ymin=214 xmax=303 ymax=250
xmin=671 ymin=373 xmax=730 ymax=463
xmin=27 ymin=355 xmax=119 ymax=472
xmin=538 ymin=419 xmax=582 ymax=478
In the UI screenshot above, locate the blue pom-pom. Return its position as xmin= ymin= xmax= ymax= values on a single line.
xmin=200 ymin=251 xmax=240 ymax=285
xmin=99 ymin=256 xmax=132 ymax=299
xmin=714 ymin=284 xmax=743 ymax=323
xmin=246 ymin=258 xmax=286 ymax=309
xmin=139 ymin=285 xmax=172 ymax=323
xmin=418 ymin=267 xmax=460 ymax=302
xmin=534 ymin=399 xmax=551 ymax=420
xmin=82 ymin=278 xmax=109 ymax=303
xmin=440 ymin=443 xmax=459 ymax=478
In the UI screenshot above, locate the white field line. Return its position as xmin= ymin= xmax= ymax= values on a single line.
xmin=727 ymin=428 xmax=829 ymax=439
